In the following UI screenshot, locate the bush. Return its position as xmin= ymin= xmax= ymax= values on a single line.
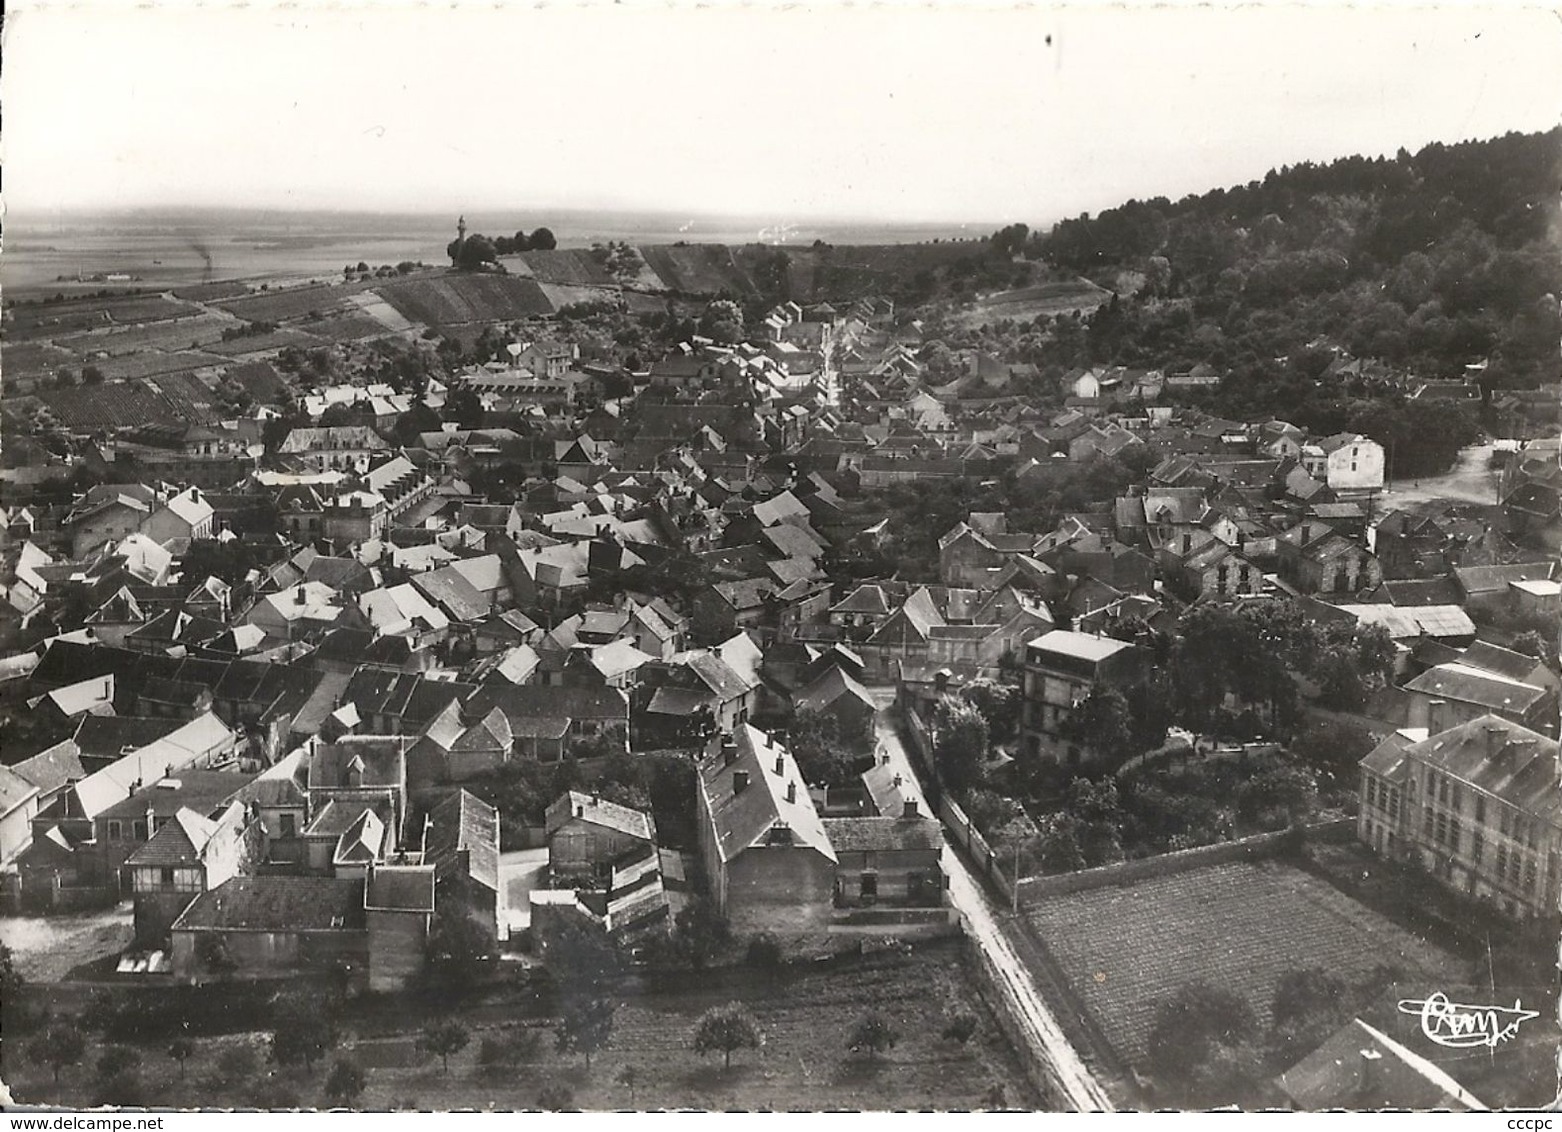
xmin=93 ymin=1070 xmax=148 ymax=1107
xmin=745 ymin=933 xmax=783 ymax=970
xmin=96 ymin=1045 xmax=142 ymax=1077
xmin=941 ymin=1012 xmax=979 ymax=1044
xmin=537 ymin=1084 xmax=574 ymax=1111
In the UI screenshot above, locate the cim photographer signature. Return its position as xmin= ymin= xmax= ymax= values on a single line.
xmin=1397 ymin=992 xmax=1539 ymax=1049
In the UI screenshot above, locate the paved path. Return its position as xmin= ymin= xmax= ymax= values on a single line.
xmin=867 ymin=694 xmax=1115 ymax=1111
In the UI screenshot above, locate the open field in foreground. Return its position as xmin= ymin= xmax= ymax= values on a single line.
xmin=1024 ymin=859 xmax=1465 ymax=1067
xmin=2 ymin=942 xmax=1040 ymax=1111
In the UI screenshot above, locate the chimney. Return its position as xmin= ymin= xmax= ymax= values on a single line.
xmin=721 ymin=735 xmax=738 ymax=766
xmin=774 ymin=754 xmax=785 ymax=776
xmin=785 ymin=782 xmax=797 ymax=804
xmin=1357 ymin=1048 xmax=1383 ymax=1100
xmin=1427 ymin=699 xmax=1447 ymax=735
xmin=902 ymin=799 xmax=919 ymax=819
xmin=296 ymin=585 xmax=306 ymax=605
xmin=1485 ymin=725 xmax=1509 ymax=759
xmin=733 ymin=771 xmax=750 ymax=795
xmin=880 ymin=752 xmax=890 ymax=766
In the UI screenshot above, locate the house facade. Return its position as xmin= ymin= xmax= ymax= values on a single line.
xmin=1358 ymin=715 xmax=1560 ymax=920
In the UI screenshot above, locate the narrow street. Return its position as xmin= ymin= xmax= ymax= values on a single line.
xmin=868 ymin=696 xmax=1116 ymax=1112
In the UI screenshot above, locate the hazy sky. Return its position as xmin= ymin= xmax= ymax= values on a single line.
xmin=4 ymin=2 xmax=1560 ymax=226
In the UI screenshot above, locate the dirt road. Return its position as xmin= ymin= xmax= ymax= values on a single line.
xmin=1379 ymin=443 xmax=1499 ymax=509
xmin=868 ymin=698 xmax=1116 ymax=1111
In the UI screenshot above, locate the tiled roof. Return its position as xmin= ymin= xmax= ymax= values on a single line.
xmin=365 ymin=865 xmax=435 ymax=913
xmin=425 ymin=789 xmax=500 ymax=893
xmin=173 ymin=875 xmax=367 ymax=933
xmin=820 ymin=816 xmax=942 ymax=852
xmin=546 ymin=790 xmax=656 ymax=842
xmin=696 ymin=725 xmax=834 ymax=865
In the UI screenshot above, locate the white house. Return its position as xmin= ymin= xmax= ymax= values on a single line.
xmin=1302 ymin=433 xmax=1385 ymax=493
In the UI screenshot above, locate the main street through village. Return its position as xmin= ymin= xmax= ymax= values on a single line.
xmin=868 ymin=691 xmax=1116 ymax=1112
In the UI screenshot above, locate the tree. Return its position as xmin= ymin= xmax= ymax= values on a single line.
xmin=1234 ymin=763 xmax=1319 ymax=829
xmin=1271 ymin=967 xmax=1350 ymax=1035
xmin=529 ymin=227 xmax=558 ymax=251
xmin=537 ymin=1084 xmax=575 ymax=1111
xmin=1064 ymin=777 xmax=1126 ymax=867
xmin=450 ymin=234 xmax=498 ymax=270
xmin=692 ymin=1003 xmax=763 ymax=1070
xmin=28 ymin=1025 xmax=86 ymax=1084
xmin=671 ymin=897 xmax=730 ymax=970
xmin=0 ymin=943 xmax=22 ymax=1011
xmin=82 ymin=365 xmax=105 ymax=385
xmin=788 ymin=706 xmax=872 ymax=788
xmin=1145 ymin=981 xmax=1256 ymax=1080
xmin=616 ymin=1064 xmax=641 ymax=1106
xmin=846 ymin=1012 xmax=899 ymax=1061
xmin=425 ymin=900 xmax=492 ymax=986
xmin=444 ymin=386 xmax=485 ymax=429
xmin=324 ymin=1057 xmax=367 ymax=1106
xmin=97 ymin=1045 xmax=142 ymax=1078
xmin=960 ymin=680 xmax=1022 ymax=742
xmin=699 ymin=299 xmax=744 ymax=345
xmin=270 ymin=996 xmax=336 ymax=1074
xmin=941 ymin=1012 xmax=978 ymax=1044
xmin=1059 ymin=686 xmax=1135 ymax=764
xmin=417 ymin=1021 xmax=471 ymax=1074
xmin=1510 ymin=630 xmax=1548 ymax=660
xmin=167 ymin=1035 xmax=195 ymax=1080
xmin=932 ymin=696 xmax=990 ymax=792
xmin=554 ymin=995 xmax=616 ymax=1069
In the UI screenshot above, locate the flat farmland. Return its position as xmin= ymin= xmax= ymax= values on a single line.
xmin=1024 ymin=860 xmax=1465 ymax=1066
xmin=3 ymin=944 xmax=1041 ymax=1111
xmin=95 ymin=350 xmax=228 ymax=381
xmin=4 ymin=294 xmax=200 ymax=340
xmin=172 ymin=280 xmax=254 ymax=302
xmin=375 ymin=275 xmax=554 ymax=326
xmin=57 ymin=312 xmax=243 ymax=356
xmin=640 ymin=244 xmax=754 ymax=295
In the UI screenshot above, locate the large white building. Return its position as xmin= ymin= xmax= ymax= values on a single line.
xmin=1301 ymin=433 xmax=1385 ymax=493
xmin=1358 ymin=714 xmax=1560 ymax=920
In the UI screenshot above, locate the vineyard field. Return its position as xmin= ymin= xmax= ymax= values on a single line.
xmin=1025 ymin=860 xmax=1464 ymax=1065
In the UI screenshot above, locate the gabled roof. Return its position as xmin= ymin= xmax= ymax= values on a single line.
xmin=794 ymin=664 xmax=876 ymax=717
xmin=126 ymin=805 xmax=224 ymax=867
xmin=546 ymin=790 xmax=656 ymax=842
xmin=1401 ymin=713 xmax=1559 ymax=820
xmin=1403 ymin=665 xmax=1549 ymax=715
xmin=696 ymin=725 xmax=834 ymax=864
xmin=1459 ymin=641 xmax=1548 ymax=684
xmin=1277 ymin=1017 xmax=1486 ymax=1110
xmin=425 ymin=789 xmax=500 ymax=893
xmin=172 ymin=876 xmax=368 ymax=933
xmin=820 ymin=816 xmax=942 ymax=852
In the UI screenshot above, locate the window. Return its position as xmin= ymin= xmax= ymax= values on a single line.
xmin=1422 ymin=809 xmax=1434 ymax=838
xmin=1435 ymin=812 xmax=1447 ymax=845
xmin=1472 ymin=833 xmax=1484 ymax=866
xmin=1366 ymin=779 xmax=1377 ymax=809
xmin=159 ymin=867 xmax=175 ymax=887
xmin=1496 ymin=845 xmax=1508 ymax=882
xmin=1448 ymin=817 xmax=1461 ymax=854
xmin=107 ymin=820 xmax=123 ymax=841
xmin=1449 ymin=783 xmax=1461 ymax=810
xmin=133 ymin=820 xmax=148 ymax=840
xmin=1474 ymin=795 xmax=1485 ymax=824
xmin=1524 ymin=856 xmax=1537 ymax=893
xmin=279 ymin=813 xmax=297 ymax=838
